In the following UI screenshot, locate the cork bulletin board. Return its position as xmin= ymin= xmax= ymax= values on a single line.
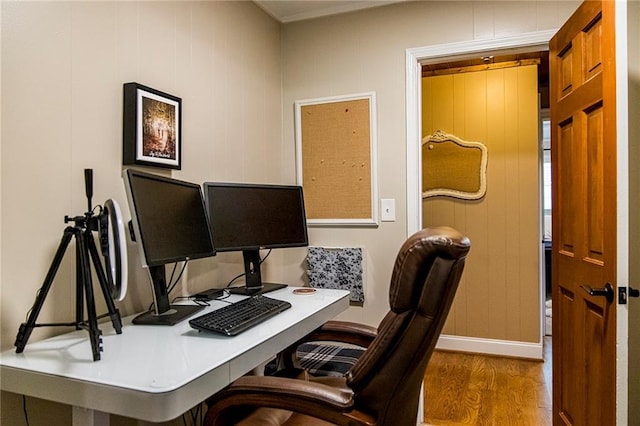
xmin=295 ymin=92 xmax=378 ymax=225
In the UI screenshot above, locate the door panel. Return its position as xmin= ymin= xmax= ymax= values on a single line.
xmin=557 ymin=120 xmax=578 ymax=256
xmin=586 ymin=104 xmax=604 ymax=263
xmin=550 ymin=1 xmax=616 ymax=425
xmin=583 ymin=299 xmax=605 ymax=423
xmin=557 ymin=288 xmax=578 ymax=425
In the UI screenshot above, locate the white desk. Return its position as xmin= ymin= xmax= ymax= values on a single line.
xmin=0 ymin=287 xmax=350 ymax=424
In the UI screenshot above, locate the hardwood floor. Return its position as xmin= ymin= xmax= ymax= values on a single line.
xmin=423 ymin=337 xmax=552 ymax=426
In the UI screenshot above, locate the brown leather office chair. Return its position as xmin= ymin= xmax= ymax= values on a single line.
xmin=204 ymin=226 xmax=470 ymax=426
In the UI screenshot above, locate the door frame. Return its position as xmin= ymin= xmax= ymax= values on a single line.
xmin=405 ymin=23 xmax=630 ymax=423
xmin=614 ymin=1 xmax=630 ymax=423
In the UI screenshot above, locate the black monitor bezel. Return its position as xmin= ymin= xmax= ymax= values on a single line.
xmin=202 ymin=182 xmax=309 ymax=252
xmin=203 ymin=182 xmax=309 ymax=295
xmin=125 ymin=169 xmax=216 ymax=267
xmin=122 ymin=169 xmax=215 ymax=324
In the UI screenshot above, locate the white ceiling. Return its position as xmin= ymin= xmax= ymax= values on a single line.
xmin=254 ymin=0 xmax=405 ymax=23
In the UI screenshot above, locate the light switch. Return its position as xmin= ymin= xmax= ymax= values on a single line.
xmin=381 ymin=198 xmax=395 ymax=222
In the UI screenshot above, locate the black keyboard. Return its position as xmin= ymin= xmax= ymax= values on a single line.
xmin=189 ymin=294 xmax=292 ymax=336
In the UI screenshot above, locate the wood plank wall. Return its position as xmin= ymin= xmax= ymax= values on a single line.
xmin=422 ymin=65 xmax=540 ymax=343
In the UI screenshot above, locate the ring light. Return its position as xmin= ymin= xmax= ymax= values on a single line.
xmin=102 ymin=199 xmax=128 ymax=301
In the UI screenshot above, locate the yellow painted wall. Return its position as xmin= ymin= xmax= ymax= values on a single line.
xmin=422 ymin=65 xmax=540 ymax=343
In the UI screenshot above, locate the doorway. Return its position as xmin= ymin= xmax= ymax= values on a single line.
xmin=406 ymin=31 xmax=554 ymax=359
xmin=541 ymin=109 xmax=552 ymax=336
xmin=420 ymin=53 xmax=547 ymax=348
xmin=407 ymin=16 xmax=631 ymax=422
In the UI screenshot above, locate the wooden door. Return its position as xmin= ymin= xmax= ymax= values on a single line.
xmin=550 ymin=1 xmax=617 ymax=425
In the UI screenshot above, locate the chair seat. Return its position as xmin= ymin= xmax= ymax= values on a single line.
xmin=280 ymin=413 xmax=336 ymax=426
xmin=237 ymin=410 xmax=336 ymax=426
xmin=235 ymin=372 xmax=348 ymax=426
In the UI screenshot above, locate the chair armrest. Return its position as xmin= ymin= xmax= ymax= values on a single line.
xmin=205 ymin=376 xmax=376 ymax=426
xmin=310 ymin=321 xmax=378 ymax=348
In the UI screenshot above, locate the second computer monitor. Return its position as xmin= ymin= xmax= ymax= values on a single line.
xmin=203 ymin=182 xmax=308 ymax=294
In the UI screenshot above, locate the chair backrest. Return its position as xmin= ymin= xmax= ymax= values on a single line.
xmin=346 ymin=226 xmax=470 ymax=425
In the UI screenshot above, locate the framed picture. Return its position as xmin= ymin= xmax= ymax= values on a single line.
xmin=123 ymin=83 xmax=181 ymax=169
xmin=295 ymin=92 xmax=378 ymax=226
xmin=422 ymin=130 xmax=488 ymax=200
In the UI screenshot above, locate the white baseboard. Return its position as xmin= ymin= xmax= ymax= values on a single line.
xmin=435 ymin=334 xmax=543 ymax=360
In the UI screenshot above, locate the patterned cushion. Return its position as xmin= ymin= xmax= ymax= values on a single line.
xmin=296 ymin=343 xmax=365 ymax=377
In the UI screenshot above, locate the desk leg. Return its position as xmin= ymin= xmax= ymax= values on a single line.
xmin=72 ymin=406 xmax=109 ymax=426
xmin=417 ymin=383 xmax=424 ymax=425
xmin=251 ymin=360 xmax=267 ymax=375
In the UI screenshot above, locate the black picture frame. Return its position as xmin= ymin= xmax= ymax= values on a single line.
xmin=123 ymin=83 xmax=182 ymax=170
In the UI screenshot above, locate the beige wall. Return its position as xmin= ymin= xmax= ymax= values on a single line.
xmin=1 ymin=0 xmax=283 ymax=348
xmin=282 ymin=1 xmax=577 ymax=329
xmin=1 ymin=1 xmax=281 ymax=424
xmin=422 ymin=65 xmax=540 ymax=343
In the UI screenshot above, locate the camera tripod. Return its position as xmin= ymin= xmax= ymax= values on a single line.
xmin=14 ymin=170 xmax=123 ymax=361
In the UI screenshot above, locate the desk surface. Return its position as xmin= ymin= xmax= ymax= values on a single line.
xmin=0 ymin=287 xmax=350 ymax=423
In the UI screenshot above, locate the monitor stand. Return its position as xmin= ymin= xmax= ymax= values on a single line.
xmin=228 ymin=282 xmax=287 ymax=296
xmin=132 ymin=305 xmax=203 ymax=326
xmin=132 ymin=265 xmax=203 ymax=325
xmin=228 ymin=250 xmax=288 ymax=296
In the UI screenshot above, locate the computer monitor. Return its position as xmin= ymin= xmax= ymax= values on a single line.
xmin=123 ymin=169 xmax=216 ymax=325
xmin=203 ymin=182 xmax=309 ymax=295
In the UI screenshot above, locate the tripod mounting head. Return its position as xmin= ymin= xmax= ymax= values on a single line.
xmin=64 ymin=214 xmax=88 ymax=226
xmin=63 ymin=169 xmax=99 ymax=230
xmin=64 ymin=212 xmax=100 ymax=233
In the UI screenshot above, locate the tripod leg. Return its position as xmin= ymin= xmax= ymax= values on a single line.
xmin=75 ymin=233 xmax=84 ymax=328
xmin=77 ymin=233 xmax=103 ymax=361
xmin=87 ymin=235 xmax=122 ymax=334
xmin=15 ymin=229 xmax=74 ymax=353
